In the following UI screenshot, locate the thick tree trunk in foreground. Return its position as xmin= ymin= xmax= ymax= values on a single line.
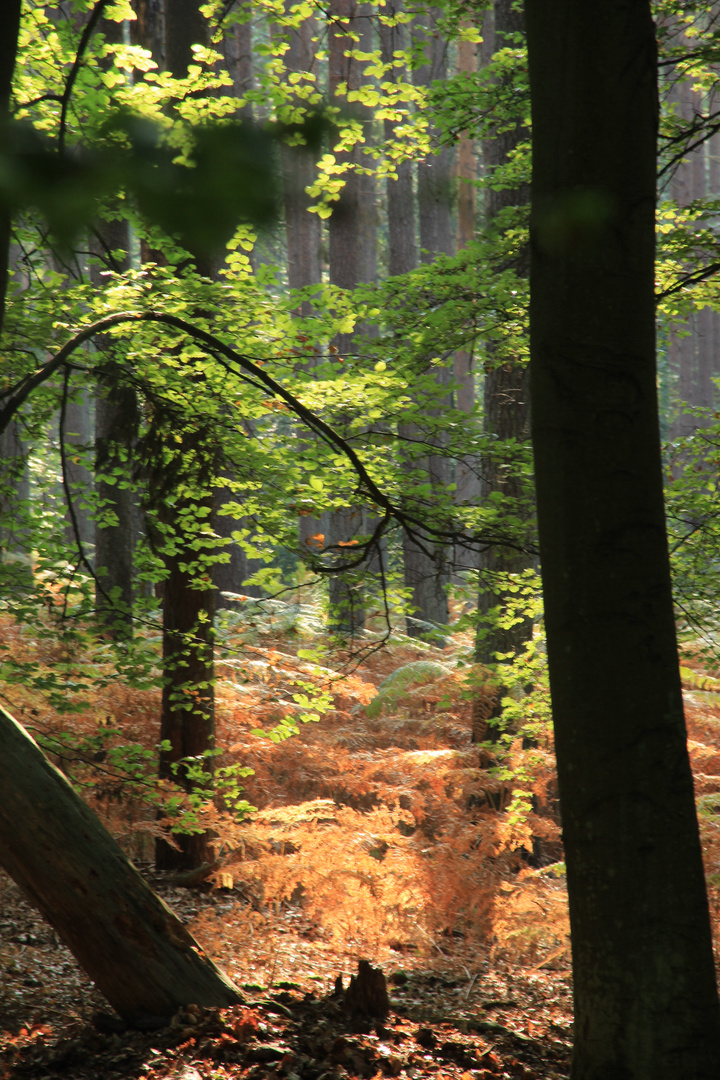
xmin=0 ymin=705 xmax=241 ymax=1021
xmin=526 ymin=1 xmax=720 ymax=1076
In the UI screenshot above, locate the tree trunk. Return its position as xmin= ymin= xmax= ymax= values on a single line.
xmin=380 ymin=2 xmax=450 ymax=638
xmin=327 ymin=0 xmax=378 ymax=635
xmin=0 ymin=0 xmax=22 ymax=336
xmin=165 ymin=0 xmax=207 ymax=79
xmin=0 ymin=419 xmax=31 ymax=593
xmin=453 ymin=33 xmax=480 ymax=517
xmin=280 ymin=4 xmax=325 ymax=557
xmin=667 ymin=66 xmax=716 ymax=440
xmin=379 ymin=2 xmax=417 ymax=278
xmin=400 ymin=8 xmax=452 ymax=638
xmin=414 ymin=11 xmax=453 ymax=262
xmin=151 ymin=0 xmax=217 ymax=871
xmin=132 ymin=0 xmax=164 ymax=62
xmin=282 ymin=8 xmax=322 ymax=307
xmin=131 ymin=0 xmax=166 ymax=266
xmin=157 ymin=527 xmax=216 ymax=870
xmin=0 ymin=4 xmax=27 ymax=590
xmin=475 ymin=0 xmax=533 ymax=672
xmin=62 ymin=384 xmax=95 ymax=551
xmin=526 ymin=2 xmax=720 ymax=1075
xmin=94 ymin=362 xmax=136 ymax=636
xmin=220 ymin=14 xmax=252 ymax=106
xmin=0 ymin=704 xmax=241 ymax=1022
xmin=92 ymin=22 xmax=135 ymax=636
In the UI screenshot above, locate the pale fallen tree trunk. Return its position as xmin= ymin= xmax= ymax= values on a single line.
xmin=0 ymin=704 xmax=242 ymax=1023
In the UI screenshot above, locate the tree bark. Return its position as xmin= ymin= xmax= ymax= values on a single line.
xmin=282 ymin=8 xmax=322 ymax=307
xmin=327 ymin=0 xmax=379 ymax=635
xmin=0 ymin=419 xmax=31 ymax=593
xmin=151 ymin=0 xmax=217 ymax=870
xmin=475 ymin=0 xmax=533 ymax=672
xmin=379 ymin=2 xmax=417 ymax=278
xmin=157 ymin=526 xmax=216 ymax=870
xmin=62 ymin=383 xmax=95 ymax=551
xmin=280 ymin=4 xmax=325 ymax=557
xmin=453 ymin=33 xmax=480 ymax=515
xmin=0 ymin=0 xmax=22 ymax=336
xmin=94 ymin=377 xmax=135 ymax=634
xmin=526 ymin=1 xmax=720 ymax=1075
xmin=667 ymin=67 xmax=716 ymax=439
xmin=91 ymin=19 xmax=135 ymax=636
xmin=398 ymin=8 xmax=453 ymax=638
xmin=165 ymin=0 xmax=207 ymax=78
xmin=414 ymin=11 xmax=453 ymax=262
xmin=328 ymin=0 xmax=377 ymax=302
xmin=0 ymin=704 xmax=241 ymax=1022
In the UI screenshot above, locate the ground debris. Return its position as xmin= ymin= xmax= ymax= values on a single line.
xmin=0 ymin=953 xmax=571 ymax=1080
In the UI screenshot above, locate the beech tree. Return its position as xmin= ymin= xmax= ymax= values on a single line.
xmin=526 ymin=0 xmax=720 ymax=1074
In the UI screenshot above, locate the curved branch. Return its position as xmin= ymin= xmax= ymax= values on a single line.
xmin=656 ymin=260 xmax=720 ymax=302
xmin=0 ymin=309 xmax=533 ymax=555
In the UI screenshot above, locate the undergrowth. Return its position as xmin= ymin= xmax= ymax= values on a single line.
xmin=12 ymin=599 xmax=720 ymax=979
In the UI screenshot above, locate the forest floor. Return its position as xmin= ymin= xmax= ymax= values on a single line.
xmin=0 ymin=599 xmax=719 ymax=1080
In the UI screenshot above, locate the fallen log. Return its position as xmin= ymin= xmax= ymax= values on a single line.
xmin=0 ymin=705 xmax=242 ymax=1022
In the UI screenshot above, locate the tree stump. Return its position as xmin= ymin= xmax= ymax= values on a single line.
xmin=343 ymin=960 xmax=389 ymax=1019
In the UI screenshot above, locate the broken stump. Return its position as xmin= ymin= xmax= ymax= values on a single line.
xmin=343 ymin=960 xmax=390 ymax=1018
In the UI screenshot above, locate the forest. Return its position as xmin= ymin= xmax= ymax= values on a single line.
xmin=2 ymin=0 xmax=720 ymax=1077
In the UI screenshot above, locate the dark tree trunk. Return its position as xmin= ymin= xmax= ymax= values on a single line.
xmin=131 ymin=0 xmax=164 ymax=62
xmin=165 ymin=0 xmax=207 ymax=77
xmin=0 ymin=704 xmax=241 ymax=1021
xmin=526 ymin=1 xmax=720 ymax=1075
xmin=157 ymin=527 xmax=216 ymax=870
xmin=475 ymin=0 xmax=533 ymax=673
xmin=0 ymin=0 xmax=21 ymax=336
xmin=150 ymin=0 xmax=218 ymax=871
